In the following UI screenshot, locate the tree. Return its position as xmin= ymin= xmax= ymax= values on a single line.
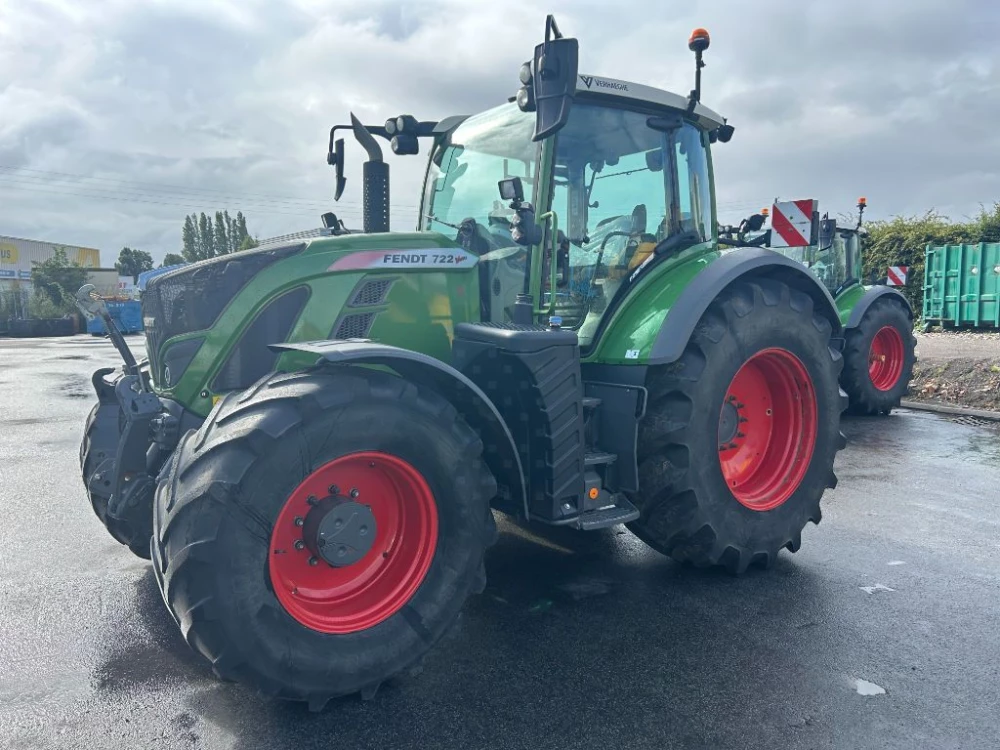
xmin=239 ymin=234 xmax=260 ymax=251
xmin=182 ymin=215 xmax=200 ymax=262
xmin=115 ymin=246 xmax=154 ymax=283
xmin=214 ymin=210 xmax=230 ymax=256
xmin=161 ymin=253 xmax=185 ymax=267
xmin=180 ymin=210 xmax=257 ymax=260
xmin=236 ymin=211 xmax=250 ymax=250
xmin=30 ymin=247 xmax=89 ymax=310
xmin=225 ymin=210 xmax=239 ymax=254
xmin=198 ymin=212 xmax=214 ymax=259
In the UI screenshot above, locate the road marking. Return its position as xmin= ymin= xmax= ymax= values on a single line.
xmin=854 ymin=679 xmax=887 ymax=696
xmin=860 ymin=583 xmax=895 ymax=594
xmin=887 ymin=560 xmax=906 ymax=566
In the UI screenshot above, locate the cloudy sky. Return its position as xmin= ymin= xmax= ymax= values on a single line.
xmin=2 ymin=0 xmax=998 ymax=265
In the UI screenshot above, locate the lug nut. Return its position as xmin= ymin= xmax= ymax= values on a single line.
xmin=294 ymin=540 xmax=305 ymax=550
xmin=328 ymin=484 xmax=339 ymax=495
xmin=307 ymin=495 xmax=318 ymax=506
xmin=350 ymin=488 xmax=360 ymax=498
xmin=294 ymin=516 xmax=304 ymax=527
xmin=308 ymin=557 xmax=318 ymax=566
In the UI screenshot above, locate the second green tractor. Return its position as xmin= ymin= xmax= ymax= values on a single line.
xmin=720 ymin=198 xmax=916 ymax=415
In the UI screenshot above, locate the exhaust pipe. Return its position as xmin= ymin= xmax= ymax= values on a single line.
xmin=350 ymin=114 xmax=390 ymax=233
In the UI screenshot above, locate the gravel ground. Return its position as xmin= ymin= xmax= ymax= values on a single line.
xmin=914 ymin=331 xmax=1000 ymax=361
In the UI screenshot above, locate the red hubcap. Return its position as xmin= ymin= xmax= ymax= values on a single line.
xmin=868 ymin=326 xmax=905 ymax=391
xmin=717 ymin=348 xmax=818 ymax=511
xmin=269 ymin=452 xmax=438 ymax=634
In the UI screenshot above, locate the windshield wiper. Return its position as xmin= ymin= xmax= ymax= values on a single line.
xmin=424 ymin=214 xmax=461 ymax=230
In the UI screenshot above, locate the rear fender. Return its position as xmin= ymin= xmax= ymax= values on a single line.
xmin=649 ymin=247 xmax=844 ymax=364
xmin=270 ymin=340 xmax=526 ymax=516
xmin=845 ymin=285 xmax=913 ymax=328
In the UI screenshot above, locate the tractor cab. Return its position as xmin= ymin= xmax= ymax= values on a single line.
xmin=334 ymin=22 xmax=731 ymax=347
xmin=419 ymin=92 xmax=724 ymax=345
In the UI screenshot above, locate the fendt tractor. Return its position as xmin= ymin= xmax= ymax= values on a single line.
xmin=78 ymin=18 xmax=855 ymax=707
xmin=720 ymin=198 xmax=917 ymax=414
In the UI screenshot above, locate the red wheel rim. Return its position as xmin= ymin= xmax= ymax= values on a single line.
xmin=868 ymin=326 xmax=905 ymax=391
xmin=269 ymin=452 xmax=438 ymax=634
xmin=717 ymin=348 xmax=818 ymax=511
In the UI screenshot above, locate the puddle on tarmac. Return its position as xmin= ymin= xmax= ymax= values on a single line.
xmin=854 ymin=678 xmax=887 ymax=696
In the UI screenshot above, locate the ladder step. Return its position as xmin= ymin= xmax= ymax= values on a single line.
xmin=584 ymin=451 xmax=616 ymax=467
xmin=582 ymin=396 xmax=602 ymax=410
xmin=573 ymin=497 xmax=640 ymax=531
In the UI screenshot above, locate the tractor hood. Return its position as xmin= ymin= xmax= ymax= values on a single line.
xmin=142 ymin=230 xmax=479 ymax=415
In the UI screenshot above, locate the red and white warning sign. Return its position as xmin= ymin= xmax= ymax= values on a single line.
xmin=770 ymin=199 xmax=817 ymax=248
xmin=886 ymin=266 xmax=909 ymax=286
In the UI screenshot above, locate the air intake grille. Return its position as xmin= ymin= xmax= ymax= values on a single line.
xmin=332 ymin=312 xmax=376 ymax=340
xmin=143 ymin=243 xmax=305 ymax=374
xmin=348 ymin=278 xmax=394 ymax=307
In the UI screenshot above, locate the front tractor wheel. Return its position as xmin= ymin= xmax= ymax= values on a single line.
xmin=627 ymin=279 xmax=847 ymax=574
xmin=151 ymin=367 xmax=497 ymax=708
xmin=841 ymin=298 xmax=916 ymax=415
xmin=80 ymin=398 xmax=153 ymax=559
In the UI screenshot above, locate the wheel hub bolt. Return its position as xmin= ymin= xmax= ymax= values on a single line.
xmin=350 ymin=488 xmax=360 ymax=498
xmin=294 ymin=540 xmax=305 ymax=550
xmin=294 ymin=516 xmax=304 ymax=527
xmin=308 ymin=556 xmax=319 ymax=566
xmin=328 ymin=484 xmax=339 ymax=495
xmin=307 ymin=495 xmax=318 ymax=506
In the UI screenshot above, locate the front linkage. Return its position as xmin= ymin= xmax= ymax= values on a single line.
xmin=76 ymin=285 xmax=191 ymax=557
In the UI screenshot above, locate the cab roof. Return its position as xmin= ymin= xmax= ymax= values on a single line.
xmin=574 ymin=73 xmax=725 ymax=130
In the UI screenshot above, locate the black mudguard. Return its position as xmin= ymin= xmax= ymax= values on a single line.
xmin=649 ymin=247 xmax=844 ymax=365
xmin=270 ymin=340 xmax=527 ymax=517
xmin=845 ymin=285 xmax=913 ymax=328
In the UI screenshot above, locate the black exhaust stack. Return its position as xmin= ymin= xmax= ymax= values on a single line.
xmin=349 ymin=114 xmax=390 ymax=233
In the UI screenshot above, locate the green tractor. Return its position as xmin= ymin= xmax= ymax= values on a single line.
xmin=78 ymin=18 xmax=848 ymax=707
xmin=720 ymin=198 xmax=916 ymax=414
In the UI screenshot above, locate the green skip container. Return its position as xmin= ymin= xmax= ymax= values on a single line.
xmin=922 ymin=243 xmax=1000 ymax=329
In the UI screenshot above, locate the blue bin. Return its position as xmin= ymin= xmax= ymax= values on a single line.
xmin=87 ymin=300 xmax=143 ymax=335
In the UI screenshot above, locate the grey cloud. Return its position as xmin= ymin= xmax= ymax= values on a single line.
xmin=1 ymin=0 xmax=998 ymax=263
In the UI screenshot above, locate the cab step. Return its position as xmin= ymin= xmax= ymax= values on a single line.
xmin=571 ymin=497 xmax=639 ymax=531
xmin=584 ymin=451 xmax=617 ymax=467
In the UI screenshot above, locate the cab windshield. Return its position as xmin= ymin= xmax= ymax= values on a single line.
xmin=421 ymin=105 xmax=538 ymax=323
xmin=420 ymin=105 xmax=537 ymax=245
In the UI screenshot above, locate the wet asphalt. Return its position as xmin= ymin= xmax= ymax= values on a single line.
xmin=1 ymin=335 xmax=998 ymax=750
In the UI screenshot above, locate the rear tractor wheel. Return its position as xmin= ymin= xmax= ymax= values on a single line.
xmin=151 ymin=367 xmax=497 ymax=708
xmin=626 ymin=279 xmax=847 ymax=574
xmin=841 ymin=298 xmax=916 ymax=415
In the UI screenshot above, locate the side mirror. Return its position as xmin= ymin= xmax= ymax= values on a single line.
xmin=745 ymin=213 xmax=766 ymax=232
xmin=530 ymin=16 xmax=578 ymax=142
xmin=330 ymin=138 xmax=346 ymax=201
xmin=498 ymin=176 xmax=525 ymax=203
xmin=819 ymin=218 xmax=836 ymax=248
